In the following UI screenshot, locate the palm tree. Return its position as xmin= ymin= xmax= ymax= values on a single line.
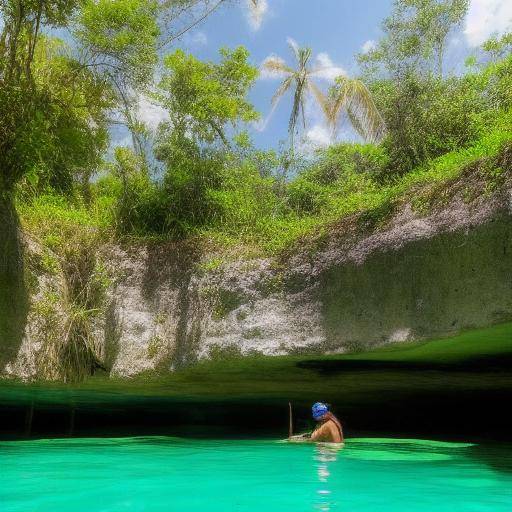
xmin=262 ymin=40 xmax=318 ymax=145
xmin=321 ymin=76 xmax=387 ymax=144
xmin=262 ymin=40 xmax=386 ymax=146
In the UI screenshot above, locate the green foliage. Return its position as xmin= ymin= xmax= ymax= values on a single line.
xmin=1 ymin=36 xmax=111 ymax=195
xmin=369 ymin=72 xmax=487 ymax=174
xmin=309 ymin=143 xmax=390 ymax=184
xmin=359 ymin=0 xmax=468 ymax=78
xmin=156 ymin=46 xmax=259 ymax=146
xmin=287 ymin=176 xmax=329 ymax=214
xmin=7 ymin=4 xmax=512 ymax=264
xmin=101 ymin=147 xmax=170 ymax=235
xmin=482 ymin=32 xmax=512 ymax=61
xmin=0 ymin=0 xmax=78 ymax=83
xmin=76 ymin=0 xmax=160 ymax=87
xmin=357 ymin=5 xmax=511 ymax=179
xmin=482 ymin=54 xmax=512 ymax=113
xmin=132 ymin=46 xmax=265 ymax=237
xmin=18 ymin=192 xmax=109 ymax=249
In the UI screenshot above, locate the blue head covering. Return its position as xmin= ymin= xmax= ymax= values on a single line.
xmin=312 ymin=402 xmax=329 ymax=420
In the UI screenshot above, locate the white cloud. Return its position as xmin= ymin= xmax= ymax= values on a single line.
xmin=138 ymin=95 xmax=168 ymax=132
xmin=314 ymin=52 xmax=346 ymax=81
xmin=185 ymin=30 xmax=208 ymax=46
xmin=464 ymin=0 xmax=512 ymax=47
xmin=361 ymin=39 xmax=377 ymax=54
xmin=306 ymin=124 xmax=331 ymax=147
xmin=245 ymin=0 xmax=269 ymax=31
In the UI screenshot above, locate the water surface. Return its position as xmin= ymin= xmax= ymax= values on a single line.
xmin=1 ymin=437 xmax=511 ymax=511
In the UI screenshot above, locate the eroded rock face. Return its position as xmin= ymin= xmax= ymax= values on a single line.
xmin=97 ymin=249 xmax=327 ymax=376
xmin=3 ymin=182 xmax=512 ymax=380
xmin=0 ymin=195 xmax=29 ymax=372
xmin=3 ymin=236 xmax=66 ymax=381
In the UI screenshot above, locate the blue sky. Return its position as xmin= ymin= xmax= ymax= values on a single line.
xmin=138 ymin=0 xmax=394 ymax=150
xmin=1 ymin=0 xmax=510 ymax=150
xmin=129 ymin=0 xmax=512 ymax=151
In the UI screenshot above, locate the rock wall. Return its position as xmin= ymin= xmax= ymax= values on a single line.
xmin=0 ymin=195 xmax=28 ymax=370
xmin=3 ymin=182 xmax=512 ymax=380
xmin=318 ymin=213 xmax=512 ymax=350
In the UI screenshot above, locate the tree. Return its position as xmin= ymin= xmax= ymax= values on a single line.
xmin=0 ymin=0 xmax=261 ymax=191
xmin=424 ymin=0 xmax=469 ymax=76
xmin=320 ymin=76 xmax=386 ymax=143
xmin=0 ymin=0 xmax=165 ymax=194
xmin=152 ymin=46 xmax=259 ymax=233
xmin=359 ymin=0 xmax=469 ymax=79
xmin=262 ymin=41 xmax=315 ymax=145
xmin=482 ymin=32 xmax=512 ymax=63
xmin=263 ymin=40 xmax=385 ymax=146
xmin=155 ymin=46 xmax=259 ymax=147
xmin=0 ymin=0 xmax=80 ymax=193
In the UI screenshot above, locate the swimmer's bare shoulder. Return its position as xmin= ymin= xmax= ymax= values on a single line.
xmin=311 ymin=420 xmax=343 ymax=443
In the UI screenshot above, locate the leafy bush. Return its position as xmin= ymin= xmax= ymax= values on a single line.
xmin=370 ymin=73 xmax=485 ymax=175
xmin=308 ymin=143 xmax=390 ymax=184
xmin=287 ymin=176 xmax=329 ymax=214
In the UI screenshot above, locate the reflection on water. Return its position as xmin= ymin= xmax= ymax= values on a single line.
xmin=1 ymin=437 xmax=511 ymax=512
xmin=313 ymin=443 xmax=343 ymax=511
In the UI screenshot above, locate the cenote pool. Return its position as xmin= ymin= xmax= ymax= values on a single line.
xmin=1 ymin=437 xmax=511 ymax=511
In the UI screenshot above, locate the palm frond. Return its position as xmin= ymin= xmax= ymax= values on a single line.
xmin=344 ymin=79 xmax=386 ymax=143
xmin=325 ymin=77 xmax=386 ymax=143
xmin=307 ymin=80 xmax=329 ymax=119
xmin=287 ymin=38 xmax=301 ymax=62
xmin=271 ymin=76 xmax=293 ymax=107
xmin=262 ymin=56 xmax=294 ymax=76
xmin=289 ymin=78 xmax=304 ymax=135
xmin=298 ymin=47 xmax=313 ymax=71
xmin=346 ymin=107 xmax=367 ymax=141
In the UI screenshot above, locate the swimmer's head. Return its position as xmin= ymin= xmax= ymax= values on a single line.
xmin=312 ymin=402 xmax=329 ymax=421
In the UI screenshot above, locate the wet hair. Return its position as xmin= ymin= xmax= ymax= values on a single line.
xmin=323 ymin=411 xmax=344 ymax=440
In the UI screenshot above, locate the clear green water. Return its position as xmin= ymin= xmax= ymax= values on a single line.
xmin=1 ymin=437 xmax=511 ymax=511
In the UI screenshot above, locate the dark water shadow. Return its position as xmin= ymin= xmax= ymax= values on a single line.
xmin=297 ymin=354 xmax=512 ymax=373
xmin=469 ymin=443 xmax=512 ymax=474
xmin=0 ymin=194 xmax=28 ymax=371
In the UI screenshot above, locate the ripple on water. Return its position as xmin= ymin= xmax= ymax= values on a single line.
xmin=0 ymin=437 xmax=511 ymax=512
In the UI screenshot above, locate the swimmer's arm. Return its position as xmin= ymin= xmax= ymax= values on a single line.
xmin=310 ymin=423 xmax=329 ymax=442
xmin=288 ymin=433 xmax=312 ymax=443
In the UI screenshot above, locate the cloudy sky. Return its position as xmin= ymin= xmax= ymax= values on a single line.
xmin=137 ymin=0 xmax=512 ymax=150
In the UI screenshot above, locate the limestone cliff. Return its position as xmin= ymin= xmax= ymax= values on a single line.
xmin=3 ymin=170 xmax=512 ymax=380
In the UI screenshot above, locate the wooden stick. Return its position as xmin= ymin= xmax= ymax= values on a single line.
xmin=288 ymin=401 xmax=293 ymax=438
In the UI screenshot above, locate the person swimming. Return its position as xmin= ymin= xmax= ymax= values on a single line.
xmin=310 ymin=402 xmax=344 ymax=443
xmin=289 ymin=402 xmax=344 ymax=444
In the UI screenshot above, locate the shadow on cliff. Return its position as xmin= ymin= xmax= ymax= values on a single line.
xmin=0 ymin=194 xmax=28 ymax=371
xmin=317 ymin=215 xmax=512 ymax=351
xmin=142 ymin=241 xmax=202 ymax=370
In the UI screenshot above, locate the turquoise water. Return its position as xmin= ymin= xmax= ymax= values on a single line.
xmin=1 ymin=437 xmax=511 ymax=511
